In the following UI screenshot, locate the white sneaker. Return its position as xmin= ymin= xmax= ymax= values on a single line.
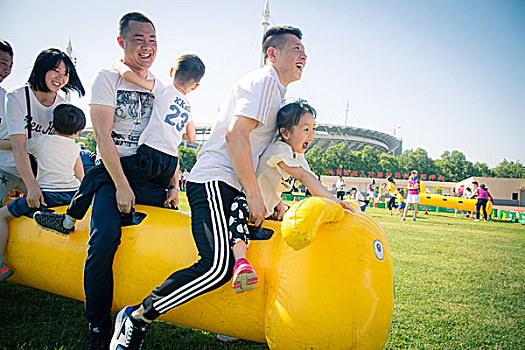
xmin=216 ymin=334 xmax=239 ymax=342
xmin=110 ymin=306 xmax=150 ymax=349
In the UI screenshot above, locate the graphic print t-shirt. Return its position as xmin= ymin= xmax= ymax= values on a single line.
xmin=90 ymin=68 xmax=162 ymax=158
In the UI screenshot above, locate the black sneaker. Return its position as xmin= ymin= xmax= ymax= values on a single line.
xmin=34 ymin=211 xmax=74 ymax=236
xmin=110 ymin=306 xmax=150 ymax=349
xmin=85 ymin=326 xmax=110 ymax=350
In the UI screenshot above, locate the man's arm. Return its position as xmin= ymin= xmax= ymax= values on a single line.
xmin=182 ymin=120 xmax=196 ymax=143
xmin=164 ymin=162 xmax=180 ymax=209
xmin=91 ymin=104 xmax=135 ymax=213
xmin=0 ymin=139 xmax=12 ymax=150
xmin=225 ymin=116 xmax=265 ymax=226
xmin=10 ymin=134 xmax=45 ymax=207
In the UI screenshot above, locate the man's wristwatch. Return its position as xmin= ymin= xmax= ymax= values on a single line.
xmin=167 ymin=185 xmax=180 ymax=190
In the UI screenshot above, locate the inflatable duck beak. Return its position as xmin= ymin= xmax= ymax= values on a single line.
xmin=281 ymin=197 xmax=345 ymax=251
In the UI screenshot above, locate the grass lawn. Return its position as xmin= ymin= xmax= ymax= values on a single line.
xmin=1 ymin=196 xmax=524 ymax=349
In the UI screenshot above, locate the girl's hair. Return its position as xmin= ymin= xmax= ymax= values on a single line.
xmin=27 ymin=48 xmax=85 ymax=97
xmin=277 ymin=99 xmax=317 ymax=137
xmin=387 ymin=176 xmax=395 ymax=184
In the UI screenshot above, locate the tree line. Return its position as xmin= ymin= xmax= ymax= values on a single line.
xmin=81 ymin=132 xmax=524 ymax=182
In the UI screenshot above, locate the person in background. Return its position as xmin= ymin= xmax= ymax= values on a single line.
xmin=481 ymin=184 xmax=494 ymax=220
xmin=378 ymin=183 xmax=387 ymax=204
xmin=182 ymin=169 xmax=189 ymax=192
xmin=470 ymin=181 xmax=489 ymax=221
xmin=395 ymin=188 xmax=406 ymax=215
xmin=401 ymin=170 xmax=420 ymax=222
xmin=386 ymin=177 xmax=397 ymax=215
xmin=0 ymin=40 xmax=14 ymax=125
xmin=367 ymin=179 xmax=376 ymax=208
xmin=335 ymin=175 xmax=346 ymax=200
xmin=349 ymin=187 xmax=368 ymax=212
xmin=462 ymin=186 xmax=473 ymax=218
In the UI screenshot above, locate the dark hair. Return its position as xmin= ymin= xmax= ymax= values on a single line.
xmin=53 ymin=104 xmax=86 ymax=135
xmin=173 ymin=54 xmax=205 ymax=89
xmin=466 ymin=187 xmax=471 ymax=192
xmin=387 ymin=176 xmax=395 ymax=184
xmin=481 ymin=184 xmax=488 ymax=190
xmin=262 ymin=26 xmax=303 ymax=61
xmin=350 ymin=187 xmax=357 ymax=192
xmin=277 ymin=99 xmax=317 ymax=137
xmin=119 ymin=12 xmax=155 ymax=39
xmin=27 ymin=48 xmax=85 ymax=97
xmin=472 ymin=181 xmax=479 ymax=186
xmin=0 ymin=39 xmax=13 ymax=58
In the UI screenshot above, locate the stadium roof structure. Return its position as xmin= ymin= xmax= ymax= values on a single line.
xmin=186 ymin=123 xmax=402 ymax=156
xmin=312 ymin=123 xmax=403 ymax=156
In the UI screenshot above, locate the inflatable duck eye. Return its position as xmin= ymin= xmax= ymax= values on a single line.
xmin=374 ymin=239 xmax=384 ymax=260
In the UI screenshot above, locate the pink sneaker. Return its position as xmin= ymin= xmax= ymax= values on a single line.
xmin=232 ymin=258 xmax=258 ymax=293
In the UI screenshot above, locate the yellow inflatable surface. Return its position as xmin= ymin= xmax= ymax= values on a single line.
xmin=419 ymin=193 xmax=493 ymax=213
xmin=5 ymin=197 xmax=393 ymax=349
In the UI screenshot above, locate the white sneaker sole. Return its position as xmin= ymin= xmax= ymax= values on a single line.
xmin=110 ymin=306 xmax=129 ymax=350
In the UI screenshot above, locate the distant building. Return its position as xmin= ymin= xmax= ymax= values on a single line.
xmin=190 ymin=123 xmax=402 ymax=156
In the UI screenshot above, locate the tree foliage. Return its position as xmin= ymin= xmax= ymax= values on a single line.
xmin=179 ymin=147 xmax=197 ymax=172
xmin=492 ymin=159 xmax=525 ymax=178
xmin=304 ymin=144 xmax=524 ymax=181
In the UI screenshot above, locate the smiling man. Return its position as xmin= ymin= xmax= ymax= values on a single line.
xmin=108 ymin=25 xmax=307 ymax=349
xmin=81 ymin=12 xmax=168 ymax=350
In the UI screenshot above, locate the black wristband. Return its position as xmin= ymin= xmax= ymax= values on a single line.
xmin=167 ymin=185 xmax=179 ymax=190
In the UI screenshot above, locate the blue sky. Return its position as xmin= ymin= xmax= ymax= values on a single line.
xmin=2 ymin=0 xmax=524 ymax=167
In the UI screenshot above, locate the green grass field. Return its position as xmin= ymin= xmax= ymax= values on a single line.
xmin=1 ymin=198 xmax=524 ymax=349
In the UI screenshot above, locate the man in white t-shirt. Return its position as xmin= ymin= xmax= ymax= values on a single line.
xmin=61 ymin=13 xmax=167 ymax=350
xmin=108 ymin=25 xmax=307 ymax=348
xmin=336 ymin=175 xmax=346 ymax=200
xmin=0 ymin=40 xmax=13 ymax=125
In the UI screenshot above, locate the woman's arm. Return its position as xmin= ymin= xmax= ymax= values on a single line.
xmin=74 ymin=155 xmax=84 ymax=181
xmin=112 ymin=59 xmax=155 ymax=91
xmin=278 ymin=161 xmax=352 ymax=211
xmin=10 ymin=134 xmax=44 ymax=207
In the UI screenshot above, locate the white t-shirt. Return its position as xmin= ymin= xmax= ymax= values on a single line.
xmin=351 ymin=191 xmax=367 ymax=206
xmin=0 ymin=85 xmax=6 ymax=124
xmin=26 ymin=134 xmax=80 ymax=192
xmin=138 ymin=85 xmax=192 ymax=157
xmin=256 ymin=141 xmax=313 ymax=217
xmin=336 ymin=178 xmax=346 ymax=191
xmin=188 ymin=65 xmax=286 ymax=191
xmin=90 ymin=68 xmax=162 ymax=158
xmin=182 ymin=170 xmax=190 ymax=180
xmin=0 ymin=86 xmax=66 ymax=175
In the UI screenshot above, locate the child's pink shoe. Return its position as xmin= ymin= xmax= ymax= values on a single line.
xmin=232 ymin=258 xmax=258 ymax=293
